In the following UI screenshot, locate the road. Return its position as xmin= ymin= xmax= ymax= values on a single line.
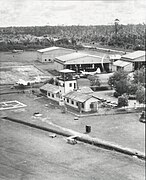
xmin=0 ymin=119 xmax=145 ymax=180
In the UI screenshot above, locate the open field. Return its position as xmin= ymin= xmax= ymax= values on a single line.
xmin=0 ymin=119 xmax=145 ymax=180
xmin=0 ymin=51 xmax=37 ymax=63
xmin=0 ymin=93 xmax=145 ymax=153
xmin=0 ymin=50 xmax=145 ymax=179
xmin=0 ymin=65 xmax=50 ymax=85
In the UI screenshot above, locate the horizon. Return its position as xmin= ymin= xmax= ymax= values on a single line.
xmin=0 ymin=0 xmax=146 ymax=27
xmin=0 ymin=23 xmax=145 ymax=28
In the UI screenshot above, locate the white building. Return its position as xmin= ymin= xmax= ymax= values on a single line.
xmin=57 ymin=69 xmax=78 ymax=94
xmin=37 ymin=46 xmax=76 ymax=63
xmin=40 ymin=83 xmax=60 ymax=102
xmin=113 ymin=60 xmax=133 ymax=72
xmin=64 ymin=91 xmax=99 ymax=112
xmin=112 ymin=51 xmax=145 ymax=72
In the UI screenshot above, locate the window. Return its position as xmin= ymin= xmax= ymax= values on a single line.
xmin=71 ymin=100 xmax=74 ymax=105
xmin=48 ymin=93 xmax=50 ymax=96
xmin=74 ymin=83 xmax=76 ymax=89
xmin=82 ymin=103 xmax=84 ymax=108
xmin=45 ymin=59 xmax=47 ymax=61
xmin=76 ymin=102 xmax=78 ymax=106
xmin=69 ymin=83 xmax=72 ymax=87
xmin=90 ymin=103 xmax=93 ymax=108
xmin=67 ymin=98 xmax=69 ymax=103
xmin=52 ymin=94 xmax=54 ymax=98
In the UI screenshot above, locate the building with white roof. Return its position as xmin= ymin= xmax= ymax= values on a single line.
xmin=54 ymin=52 xmax=111 ymax=73
xmin=112 ymin=51 xmax=145 ymax=72
xmin=64 ymin=91 xmax=99 ymax=112
xmin=37 ymin=46 xmax=76 ymax=63
xmin=113 ymin=60 xmax=133 ymax=72
xmin=40 ymin=83 xmax=60 ymax=102
xmin=120 ymin=50 xmax=145 ymax=71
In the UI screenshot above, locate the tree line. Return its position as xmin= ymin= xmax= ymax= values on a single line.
xmin=0 ymin=24 xmax=145 ymax=51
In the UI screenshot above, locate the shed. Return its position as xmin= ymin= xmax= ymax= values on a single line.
xmin=121 ymin=51 xmax=145 ymax=70
xmin=64 ymin=91 xmax=99 ymax=112
xmin=40 ymin=83 xmax=60 ymax=101
xmin=113 ymin=60 xmax=133 ymax=72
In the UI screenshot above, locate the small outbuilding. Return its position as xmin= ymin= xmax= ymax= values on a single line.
xmin=64 ymin=91 xmax=99 ymax=112
xmin=120 ymin=50 xmax=145 ymax=71
xmin=113 ymin=60 xmax=133 ymax=72
xmin=40 ymin=83 xmax=60 ymax=102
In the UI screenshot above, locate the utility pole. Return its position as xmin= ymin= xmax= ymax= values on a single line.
xmin=114 ymin=19 xmax=119 ymax=36
xmin=114 ymin=19 xmax=120 ymax=46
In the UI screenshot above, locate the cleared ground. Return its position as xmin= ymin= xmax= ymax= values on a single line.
xmin=0 ymin=65 xmax=50 ymax=84
xmin=0 ymin=50 xmax=145 ymax=179
xmin=0 ymin=93 xmax=145 ymax=153
xmin=0 ymin=119 xmax=145 ymax=180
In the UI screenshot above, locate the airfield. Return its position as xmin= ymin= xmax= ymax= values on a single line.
xmin=0 ymin=50 xmax=145 ymax=180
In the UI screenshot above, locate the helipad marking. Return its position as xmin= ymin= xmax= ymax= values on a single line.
xmin=0 ymin=100 xmax=27 ymax=110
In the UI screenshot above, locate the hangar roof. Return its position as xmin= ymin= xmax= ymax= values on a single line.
xmin=121 ymin=51 xmax=145 ymax=60
xmin=55 ymin=52 xmax=110 ymax=64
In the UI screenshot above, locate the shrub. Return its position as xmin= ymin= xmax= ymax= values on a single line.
xmin=118 ymin=94 xmax=129 ymax=107
xmin=136 ymin=86 xmax=145 ymax=104
xmin=114 ymin=91 xmax=120 ymax=98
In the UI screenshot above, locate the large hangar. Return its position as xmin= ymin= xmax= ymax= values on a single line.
xmin=54 ymin=52 xmax=111 ymax=73
xmin=37 ymin=46 xmax=76 ymax=63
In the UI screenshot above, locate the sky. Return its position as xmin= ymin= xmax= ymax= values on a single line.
xmin=0 ymin=0 xmax=146 ymax=27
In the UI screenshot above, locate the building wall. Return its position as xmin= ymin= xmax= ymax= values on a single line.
xmin=112 ymin=63 xmax=133 ymax=72
xmin=64 ymin=97 xmax=99 ymax=112
xmin=84 ymin=98 xmax=99 ymax=112
xmin=64 ymin=98 xmax=79 ymax=110
xmin=124 ymin=63 xmax=133 ymax=72
xmin=58 ymin=79 xmax=77 ymax=94
xmin=37 ymin=52 xmax=42 ymax=62
xmin=54 ymin=61 xmax=64 ymax=71
xmin=47 ymin=92 xmax=60 ymax=102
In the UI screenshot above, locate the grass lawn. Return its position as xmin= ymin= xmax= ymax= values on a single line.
xmin=1 ymin=93 xmax=145 ymax=154
xmin=0 ymin=119 xmax=144 ymax=180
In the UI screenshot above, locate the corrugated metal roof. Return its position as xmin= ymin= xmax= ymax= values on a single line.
xmin=77 ymin=87 xmax=93 ymax=94
xmin=65 ymin=55 xmax=110 ymax=64
xmin=40 ymin=83 xmax=59 ymax=93
xmin=64 ymin=91 xmax=93 ymax=103
xmin=55 ymin=52 xmax=87 ymax=62
xmin=122 ymin=51 xmax=145 ymax=60
xmin=113 ymin=60 xmax=132 ymax=67
xmin=37 ymin=47 xmax=60 ymax=53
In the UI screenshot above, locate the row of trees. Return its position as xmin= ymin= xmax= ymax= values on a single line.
xmin=0 ymin=24 xmax=145 ymax=51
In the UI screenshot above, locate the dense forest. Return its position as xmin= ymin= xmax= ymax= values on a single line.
xmin=0 ymin=24 xmax=145 ymax=51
